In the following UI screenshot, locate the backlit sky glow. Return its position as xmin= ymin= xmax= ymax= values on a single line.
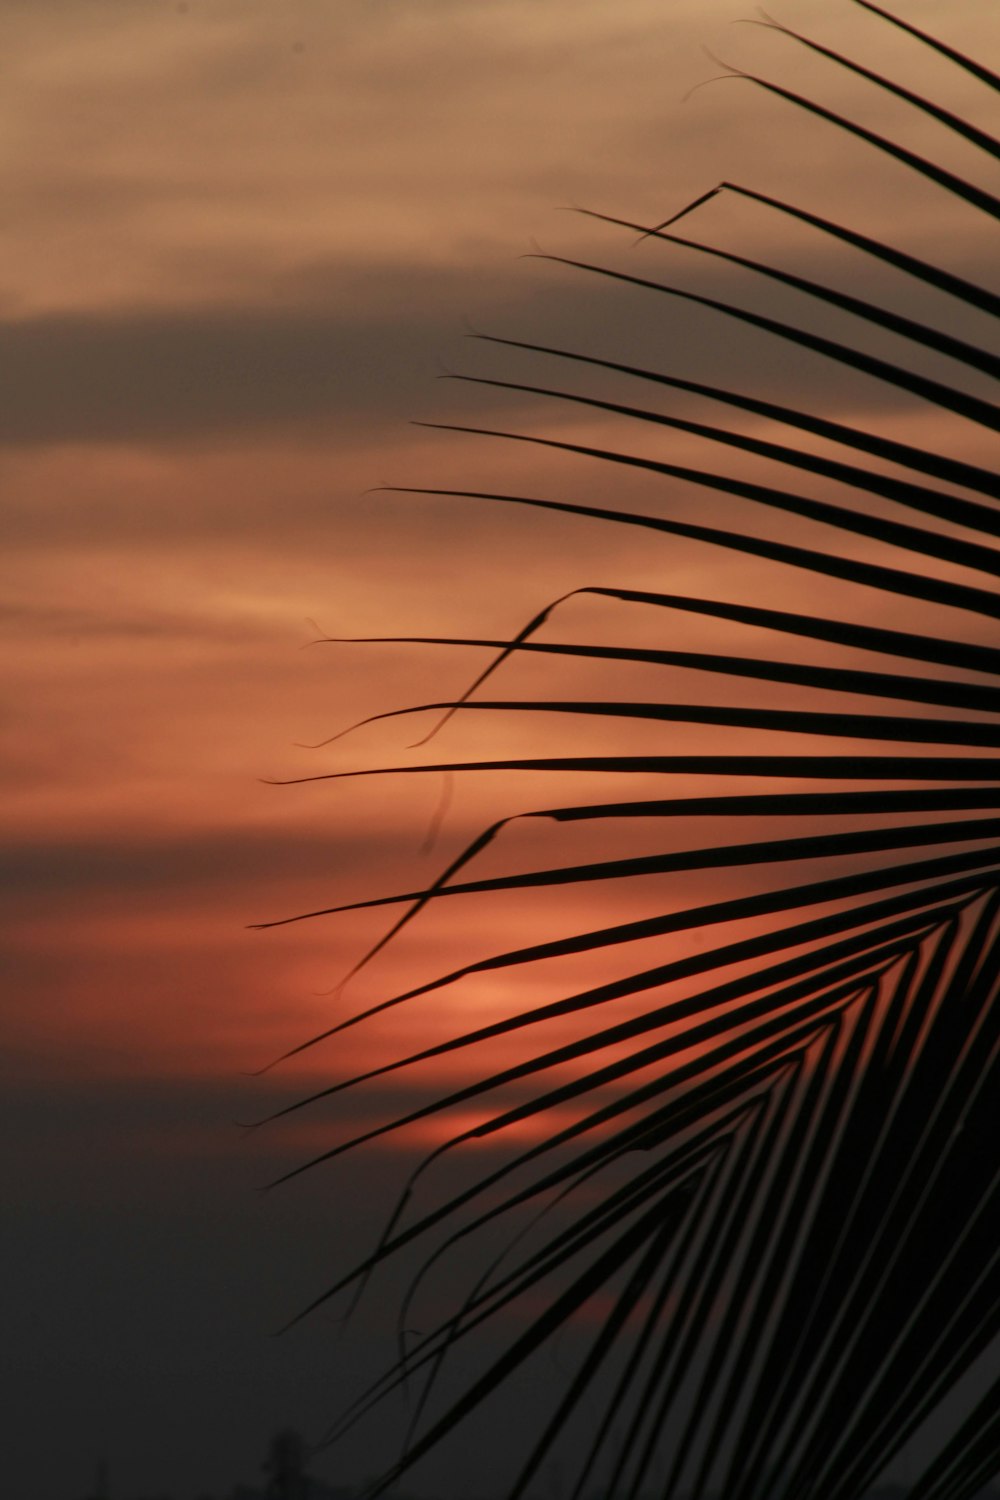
xmin=3 ymin=2 xmax=999 ymax=1496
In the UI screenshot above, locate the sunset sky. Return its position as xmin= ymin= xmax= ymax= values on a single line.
xmin=4 ymin=2 xmax=999 ymax=1497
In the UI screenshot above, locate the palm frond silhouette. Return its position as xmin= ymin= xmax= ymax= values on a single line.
xmin=263 ymin=6 xmax=1000 ymax=1498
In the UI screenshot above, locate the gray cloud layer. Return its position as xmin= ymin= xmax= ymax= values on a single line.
xmin=5 ymin=237 xmax=994 ymax=449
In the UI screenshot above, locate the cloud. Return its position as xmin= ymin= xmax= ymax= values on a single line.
xmin=0 ymin=296 xmax=441 ymax=446
xmin=4 ymin=227 xmax=993 ymax=452
xmin=0 ymin=821 xmax=414 ymax=903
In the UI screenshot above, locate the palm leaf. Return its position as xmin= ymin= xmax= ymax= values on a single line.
xmin=262 ymin=6 xmax=1000 ymax=1497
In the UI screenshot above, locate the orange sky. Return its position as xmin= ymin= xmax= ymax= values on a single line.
xmin=3 ymin=3 xmax=999 ymax=1496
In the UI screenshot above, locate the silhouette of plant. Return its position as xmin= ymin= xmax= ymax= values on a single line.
xmin=260 ymin=5 xmax=1000 ymax=1498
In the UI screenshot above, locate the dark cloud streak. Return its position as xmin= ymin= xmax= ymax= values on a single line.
xmin=6 ymin=242 xmax=994 ymax=448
